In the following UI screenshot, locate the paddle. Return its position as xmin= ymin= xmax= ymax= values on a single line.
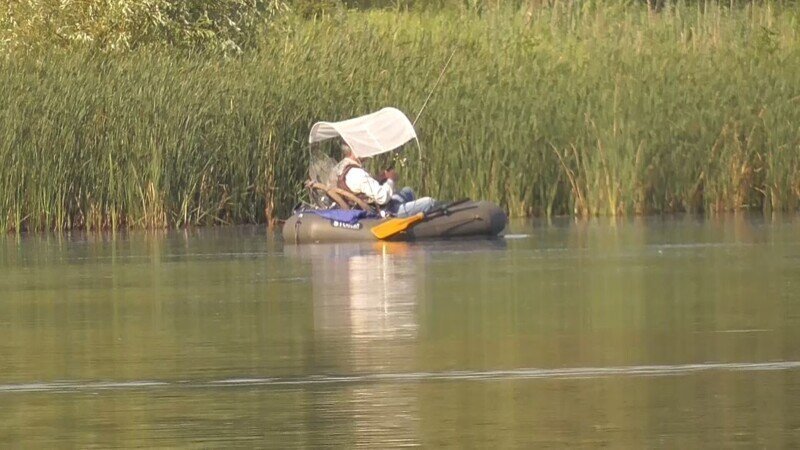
xmin=371 ymin=198 xmax=470 ymax=240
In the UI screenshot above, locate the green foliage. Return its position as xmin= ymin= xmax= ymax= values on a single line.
xmin=1 ymin=3 xmax=800 ymax=231
xmin=0 ymin=0 xmax=288 ymax=53
xmin=293 ymin=0 xmax=342 ymax=18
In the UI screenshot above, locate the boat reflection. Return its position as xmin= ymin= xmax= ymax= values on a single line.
xmin=284 ymin=238 xmax=507 ymax=354
xmin=286 ymin=241 xmax=424 ymax=446
xmin=289 ymin=242 xmax=423 ymax=360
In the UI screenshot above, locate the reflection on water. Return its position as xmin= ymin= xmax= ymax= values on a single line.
xmin=1 ymin=216 xmax=800 ymax=447
xmin=304 ymin=242 xmax=420 ymax=348
xmin=300 ymin=241 xmax=424 ymax=446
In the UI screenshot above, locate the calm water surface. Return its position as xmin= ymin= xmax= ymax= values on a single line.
xmin=2 ymin=215 xmax=800 ymax=447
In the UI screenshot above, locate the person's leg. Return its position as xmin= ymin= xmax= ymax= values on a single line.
xmin=391 ymin=187 xmax=415 ymax=204
xmin=399 ymin=187 xmax=415 ymax=202
xmin=395 ymin=197 xmax=435 ymax=217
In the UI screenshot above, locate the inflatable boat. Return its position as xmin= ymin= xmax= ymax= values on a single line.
xmin=282 ymin=107 xmax=508 ymax=244
xmin=283 ymin=200 xmax=506 ymax=244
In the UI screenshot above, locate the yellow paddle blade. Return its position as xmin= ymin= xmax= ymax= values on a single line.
xmin=370 ymin=213 xmax=425 ymax=240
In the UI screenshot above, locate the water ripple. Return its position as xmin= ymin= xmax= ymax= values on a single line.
xmin=2 ymin=361 xmax=799 ymax=394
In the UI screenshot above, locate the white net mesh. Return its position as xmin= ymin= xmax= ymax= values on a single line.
xmin=306 ymin=149 xmax=339 ymax=209
xmin=308 ymin=149 xmax=337 ymax=188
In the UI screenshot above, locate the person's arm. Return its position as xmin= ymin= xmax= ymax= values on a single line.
xmin=345 ymin=168 xmax=394 ymax=205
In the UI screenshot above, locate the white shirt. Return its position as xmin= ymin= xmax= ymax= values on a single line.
xmin=336 ymin=158 xmax=394 ymax=205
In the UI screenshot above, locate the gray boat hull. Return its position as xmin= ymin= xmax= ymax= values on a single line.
xmin=282 ymin=201 xmax=507 ymax=244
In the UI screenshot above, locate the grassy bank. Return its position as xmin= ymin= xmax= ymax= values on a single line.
xmin=2 ymin=3 xmax=800 ymax=231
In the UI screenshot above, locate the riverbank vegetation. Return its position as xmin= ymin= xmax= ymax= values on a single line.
xmin=1 ymin=1 xmax=799 ymax=231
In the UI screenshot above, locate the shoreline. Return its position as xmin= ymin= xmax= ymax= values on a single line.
xmin=4 ymin=209 xmax=799 ymax=236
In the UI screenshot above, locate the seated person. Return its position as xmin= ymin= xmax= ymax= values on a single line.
xmin=334 ymin=143 xmax=435 ymax=218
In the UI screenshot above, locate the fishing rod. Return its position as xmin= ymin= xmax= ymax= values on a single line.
xmin=414 ymin=48 xmax=457 ymax=126
xmin=386 ymin=48 xmax=457 ymax=180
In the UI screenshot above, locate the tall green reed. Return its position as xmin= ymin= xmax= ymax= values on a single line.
xmin=0 ymin=2 xmax=799 ymax=231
